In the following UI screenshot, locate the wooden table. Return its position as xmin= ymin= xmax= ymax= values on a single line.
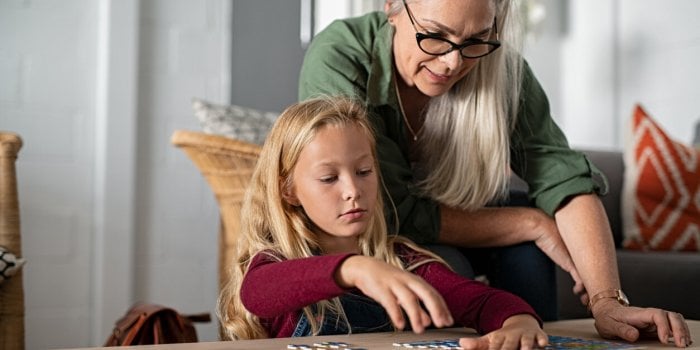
xmin=63 ymin=319 xmax=698 ymax=349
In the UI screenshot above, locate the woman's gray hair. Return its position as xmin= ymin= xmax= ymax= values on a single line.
xmin=387 ymin=0 xmax=524 ymax=209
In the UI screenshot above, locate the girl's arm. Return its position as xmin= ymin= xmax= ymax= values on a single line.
xmin=413 ymin=259 xmax=541 ymax=335
xmin=413 ymin=259 xmax=547 ymax=350
xmin=240 ymin=252 xmax=354 ymax=318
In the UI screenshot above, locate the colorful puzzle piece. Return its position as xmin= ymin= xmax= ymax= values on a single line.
xmin=391 ymin=335 xmax=644 ymax=350
xmin=546 ymin=335 xmax=644 ymax=350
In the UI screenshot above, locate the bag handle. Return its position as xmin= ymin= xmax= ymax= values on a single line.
xmin=105 ymin=302 xmax=212 ymax=346
xmin=186 ymin=313 xmax=212 ymax=323
xmin=109 ymin=303 xmax=179 ymax=345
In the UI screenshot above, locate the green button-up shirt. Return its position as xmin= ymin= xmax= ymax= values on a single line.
xmin=299 ymin=12 xmax=606 ymax=244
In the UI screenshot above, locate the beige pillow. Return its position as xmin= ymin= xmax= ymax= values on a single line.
xmin=192 ymin=98 xmax=278 ymax=145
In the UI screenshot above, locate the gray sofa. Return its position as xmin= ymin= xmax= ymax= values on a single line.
xmin=555 ymin=150 xmax=700 ymax=320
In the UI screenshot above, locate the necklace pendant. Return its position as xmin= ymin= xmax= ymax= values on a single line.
xmin=413 ymin=135 xmax=418 ymax=141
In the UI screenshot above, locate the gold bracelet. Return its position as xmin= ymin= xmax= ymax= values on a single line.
xmin=588 ymin=289 xmax=630 ymax=311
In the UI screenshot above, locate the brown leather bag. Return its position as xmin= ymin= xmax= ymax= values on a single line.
xmin=104 ymin=302 xmax=211 ymax=346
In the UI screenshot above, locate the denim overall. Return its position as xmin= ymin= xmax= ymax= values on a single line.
xmin=291 ymin=291 xmax=396 ymax=337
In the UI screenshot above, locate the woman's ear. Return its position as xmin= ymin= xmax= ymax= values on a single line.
xmin=385 ymin=1 xmax=394 ymax=23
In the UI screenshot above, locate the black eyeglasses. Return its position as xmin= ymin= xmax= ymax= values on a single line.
xmin=402 ymin=0 xmax=501 ymax=59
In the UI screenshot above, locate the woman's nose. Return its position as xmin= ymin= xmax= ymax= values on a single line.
xmin=439 ymin=49 xmax=463 ymax=71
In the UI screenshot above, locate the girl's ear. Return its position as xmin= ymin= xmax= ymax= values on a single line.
xmin=282 ymin=191 xmax=301 ymax=206
xmin=280 ymin=178 xmax=301 ymax=206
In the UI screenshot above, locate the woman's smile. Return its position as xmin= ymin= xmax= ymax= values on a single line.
xmin=423 ymin=65 xmax=452 ymax=84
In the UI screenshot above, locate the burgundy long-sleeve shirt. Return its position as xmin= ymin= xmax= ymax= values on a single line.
xmin=240 ymin=245 xmax=540 ymax=338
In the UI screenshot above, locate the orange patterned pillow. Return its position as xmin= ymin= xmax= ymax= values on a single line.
xmin=622 ymin=105 xmax=700 ymax=251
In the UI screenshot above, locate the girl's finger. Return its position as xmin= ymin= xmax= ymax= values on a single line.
xmin=519 ymin=333 xmax=536 ymax=350
xmin=489 ymin=334 xmax=506 ymax=350
xmin=375 ymin=292 xmax=406 ymax=330
xmin=408 ymin=280 xmax=453 ymax=327
xmin=537 ymin=331 xmax=550 ymax=347
xmin=394 ymin=286 xmax=430 ymax=333
xmin=459 ymin=336 xmax=490 ymax=350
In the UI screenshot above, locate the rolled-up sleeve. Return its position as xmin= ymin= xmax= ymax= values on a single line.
xmin=510 ymin=63 xmax=608 ymax=216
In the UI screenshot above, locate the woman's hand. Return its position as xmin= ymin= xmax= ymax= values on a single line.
xmin=459 ymin=314 xmax=548 ymax=350
xmin=335 ymin=255 xmax=454 ymax=333
xmin=528 ymin=208 xmax=588 ymax=301
xmin=592 ymin=300 xmax=693 ymax=348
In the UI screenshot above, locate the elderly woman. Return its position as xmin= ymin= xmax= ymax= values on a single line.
xmin=298 ymin=0 xmax=691 ymax=347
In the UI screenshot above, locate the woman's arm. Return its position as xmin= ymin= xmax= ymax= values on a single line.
xmin=554 ymin=194 xmax=618 ymax=302
xmin=439 ymin=205 xmax=549 ymax=246
xmin=438 ymin=204 xmax=584 ymax=291
xmin=555 ymin=195 xmax=692 ymax=348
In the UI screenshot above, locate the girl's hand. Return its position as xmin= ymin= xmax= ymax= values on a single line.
xmin=336 ymin=255 xmax=454 ymax=333
xmin=592 ymin=300 xmax=693 ymax=348
xmin=459 ymin=314 xmax=548 ymax=350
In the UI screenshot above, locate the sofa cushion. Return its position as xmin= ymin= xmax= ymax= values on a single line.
xmin=622 ymin=104 xmax=700 ymax=251
xmin=192 ymin=98 xmax=278 ymax=145
xmin=615 ymin=250 xmax=700 ymax=319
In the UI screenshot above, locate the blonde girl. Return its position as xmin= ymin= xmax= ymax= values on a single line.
xmin=218 ymin=97 xmax=546 ymax=350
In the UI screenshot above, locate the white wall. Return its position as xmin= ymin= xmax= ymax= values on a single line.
xmin=1 ymin=0 xmax=229 ymax=347
xmin=617 ymin=0 xmax=700 ymax=145
xmin=525 ymin=0 xmax=700 ymax=150
xmin=2 ymin=0 xmax=99 ymax=348
xmin=132 ymin=0 xmax=231 ymax=343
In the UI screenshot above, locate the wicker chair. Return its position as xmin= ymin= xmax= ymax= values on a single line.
xmin=0 ymin=131 xmax=25 ymax=350
xmin=171 ymin=130 xmax=261 ymax=292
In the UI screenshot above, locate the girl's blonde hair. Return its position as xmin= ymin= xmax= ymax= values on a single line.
xmin=217 ymin=96 xmax=442 ymax=340
xmin=386 ymin=0 xmax=524 ymax=209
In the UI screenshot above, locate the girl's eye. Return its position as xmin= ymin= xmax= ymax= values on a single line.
xmin=319 ymin=175 xmax=337 ymax=184
xmin=357 ymin=168 xmax=373 ymax=177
